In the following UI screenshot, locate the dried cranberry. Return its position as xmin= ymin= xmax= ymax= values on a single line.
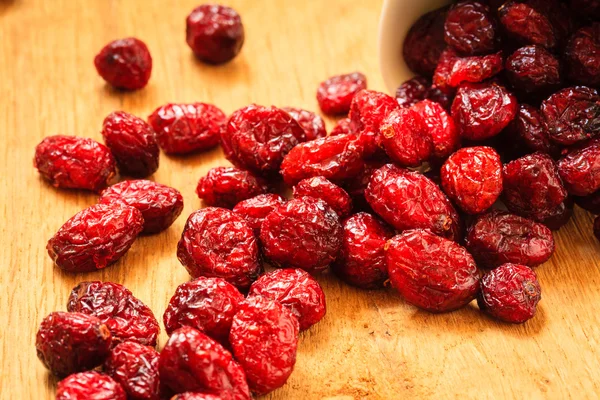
xmin=558 ymin=138 xmax=600 ymax=196
xmin=171 ymin=394 xmax=222 ymax=400
xmin=229 ymin=296 xmax=299 ymax=395
xmin=148 ymin=103 xmax=226 ymax=155
xmin=445 ymin=1 xmax=496 ymax=55
xmin=395 ymin=76 xmax=431 ymax=107
xmin=282 ymin=107 xmax=327 ymax=140
xmin=341 ymin=160 xmax=387 ymax=208
xmin=186 ymin=5 xmax=244 ymax=64
xmin=465 ymin=211 xmax=555 ymax=268
xmin=412 ymin=99 xmax=460 ymax=161
xmin=565 ymin=23 xmax=600 ymax=88
xmin=177 ymin=207 xmax=261 ymax=290
xmin=316 ymin=72 xmax=367 ymax=115
xmin=36 ymin=312 xmax=112 ymax=376
xmin=196 ymin=167 xmax=269 ymax=208
xmin=498 ymin=1 xmax=558 ymax=49
xmin=293 ymin=176 xmax=352 ymax=218
xmin=159 ymin=326 xmax=250 ymax=399
xmin=478 ymin=263 xmax=541 ymax=323
xmin=365 ymin=164 xmax=461 ymax=241
xmin=504 ymin=104 xmax=561 ymax=157
xmin=330 ymin=117 xmax=356 ymax=136
xmin=103 ymin=342 xmax=160 ymax=400
xmin=574 ymin=191 xmax=600 ymax=214
xmin=386 ymin=229 xmax=481 ymax=312
xmin=56 ymin=372 xmax=126 ymax=400
xmin=94 ymin=38 xmax=152 ymax=90
xmin=232 ymin=194 xmax=286 ymax=234
xmin=403 ymin=7 xmax=448 ymax=76
xmin=380 ymin=108 xmax=432 ymax=167
xmin=505 ymin=46 xmax=561 ymax=96
xmin=534 ymin=198 xmax=574 ymax=230
xmin=47 ymin=204 xmax=144 ymax=272
xmin=433 ymin=49 xmax=503 ymax=92
xmin=34 ymin=135 xmax=116 ymax=192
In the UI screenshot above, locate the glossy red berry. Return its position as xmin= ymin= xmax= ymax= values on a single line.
xmin=504 ymin=104 xmax=560 ymax=157
xmin=196 ymin=167 xmax=269 ymax=208
xmin=103 ymin=342 xmax=160 ymax=400
xmin=444 ymin=1 xmax=496 ymax=55
xmin=232 ymin=194 xmax=286 ymax=235
xmin=316 ymin=72 xmax=367 ymax=115
xmin=505 ymin=45 xmax=561 ymax=96
xmin=293 ymin=176 xmax=353 ymax=218
xmin=330 ymin=117 xmax=356 ymax=136
xmin=94 ymin=38 xmax=152 ymax=90
xmin=403 ymin=7 xmax=448 ymax=76
xmin=282 ymin=107 xmax=327 ymax=140
xmin=380 ymin=108 xmax=432 ymax=167
xmin=558 ymin=139 xmax=600 ymax=196
xmin=433 ymin=49 xmax=503 ymax=92
xmin=56 ymin=372 xmax=126 ymax=400
xmin=565 ymin=23 xmax=600 ymax=87
xmin=498 ymin=1 xmax=559 ymax=49
xmin=412 ymin=100 xmax=460 ymax=161
xmin=395 ymin=76 xmax=432 ymax=108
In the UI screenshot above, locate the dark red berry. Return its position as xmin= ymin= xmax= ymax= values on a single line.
xmin=341 ymin=160 xmax=387 ymax=209
xmin=498 ymin=1 xmax=558 ymax=49
xmin=330 ymin=117 xmax=356 ymax=136
xmin=282 ymin=107 xmax=327 ymax=140
xmin=196 ymin=167 xmax=269 ymax=209
xmin=505 ymin=45 xmax=561 ymax=96
xmin=395 ymin=76 xmax=430 ymax=107
xmin=103 ymin=342 xmax=160 ymax=400
xmin=574 ymin=191 xmax=600 ymax=214
xmin=433 ymin=49 xmax=503 ymax=92
xmin=380 ymin=107 xmax=432 ymax=167
xmin=565 ymin=23 xmax=600 ymax=87
xmin=403 ymin=7 xmax=448 ymax=76
xmin=504 ymin=104 xmax=561 ymax=157
xmin=293 ymin=176 xmax=352 ymax=218
xmin=94 ymin=38 xmax=152 ymax=90
xmin=444 ymin=1 xmax=496 ymax=55
xmin=412 ymin=100 xmax=460 ymax=161
xmin=558 ymin=138 xmax=600 ymax=196
xmin=56 ymin=372 xmax=126 ymax=400
xmin=232 ymin=194 xmax=286 ymax=235
xmin=316 ymin=72 xmax=367 ymax=115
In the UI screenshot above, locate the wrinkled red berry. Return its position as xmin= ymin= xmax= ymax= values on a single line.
xmin=498 ymin=1 xmax=559 ymax=49
xmin=380 ymin=108 xmax=432 ymax=167
xmin=412 ymin=100 xmax=460 ymax=161
xmin=232 ymin=194 xmax=286 ymax=235
xmin=316 ymin=72 xmax=367 ymax=115
xmin=47 ymin=204 xmax=144 ymax=272
xmin=260 ymin=197 xmax=342 ymax=273
xmin=34 ymin=135 xmax=116 ymax=192
xmin=148 ymin=103 xmax=226 ymax=155
xmin=36 ymin=312 xmax=112 ymax=377
xmin=444 ymin=1 xmax=496 ymax=55
xmin=293 ymin=176 xmax=352 ymax=218
xmin=565 ymin=23 xmax=600 ymax=87
xmin=56 ymin=372 xmax=126 ymax=400
xmin=229 ymin=296 xmax=299 ymax=395
xmin=505 ymin=45 xmax=561 ymax=96
xmin=395 ymin=76 xmax=430 ymax=108
xmin=341 ymin=160 xmax=387 ymax=209
xmin=330 ymin=117 xmax=356 ymax=136
xmin=196 ymin=167 xmax=269 ymax=208
xmin=94 ymin=37 xmax=152 ymax=90
xmin=171 ymin=394 xmax=222 ymax=400
xmin=558 ymin=138 xmax=600 ymax=196
xmin=478 ymin=263 xmax=541 ymax=323
xmin=433 ymin=49 xmax=503 ymax=92
xmin=386 ymin=229 xmax=481 ymax=312
xmin=103 ymin=342 xmax=160 ymax=400
xmin=186 ymin=5 xmax=244 ymax=64
xmin=505 ymin=104 xmax=560 ymax=157
xmin=282 ymin=107 xmax=327 ymax=140
xmin=403 ymin=7 xmax=448 ymax=76
xmin=574 ymin=191 xmax=600 ymax=214
xmin=177 ymin=207 xmax=261 ymax=290
xmin=534 ymin=198 xmax=574 ymax=230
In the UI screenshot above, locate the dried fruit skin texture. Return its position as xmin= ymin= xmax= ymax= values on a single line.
xmin=558 ymin=139 xmax=600 ymax=196
xmin=177 ymin=207 xmax=261 ymax=290
xmin=536 ymin=198 xmax=574 ymax=231
xmin=293 ymin=176 xmax=353 ymax=218
xmin=248 ymin=268 xmax=326 ymax=330
xmin=94 ymin=37 xmax=152 ymax=90
xmin=403 ymin=7 xmax=448 ymax=76
xmin=380 ymin=108 xmax=433 ymax=167
xmin=505 ymin=46 xmax=561 ymax=96
xmin=56 ymin=372 xmax=126 ymax=400
xmin=396 ymin=76 xmax=430 ymax=107
xmin=478 ymin=263 xmax=541 ymax=323
xmin=47 ymin=204 xmax=144 ymax=272
xmin=34 ymin=135 xmax=116 ymax=192
xmin=196 ymin=167 xmax=269 ymax=209
xmin=282 ymin=107 xmax=327 ymax=140
xmin=260 ymin=197 xmax=343 ymax=273
xmin=229 ymin=296 xmax=299 ymax=395
xmin=330 ymin=117 xmax=356 ymax=136
xmin=186 ymin=5 xmax=244 ymax=64
xmin=232 ymin=194 xmax=286 ymax=234
xmin=444 ymin=1 xmax=496 ymax=55
xmin=316 ymin=72 xmax=367 ymax=115
xmin=433 ymin=49 xmax=503 ymax=92
xmin=333 ymin=212 xmax=394 ymax=289
xmin=505 ymin=104 xmax=560 ymax=157
xmin=67 ymin=281 xmax=160 ymax=347
xmin=498 ymin=1 xmax=558 ymax=49
xmin=412 ymin=100 xmax=460 ymax=161
xmin=36 ymin=312 xmax=112 ymax=377
xmin=565 ymin=23 xmax=600 ymax=87
xmin=103 ymin=342 xmax=160 ymax=400
xmin=386 ymin=230 xmax=481 ymax=312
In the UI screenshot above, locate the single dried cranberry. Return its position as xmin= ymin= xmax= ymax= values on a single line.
xmin=386 ymin=229 xmax=481 ymax=312
xmin=565 ymin=23 xmax=600 ymax=88
xmin=451 ymin=82 xmax=518 ymax=141
xmin=36 ymin=312 xmax=112 ymax=376
xmin=558 ymin=138 xmax=600 ymax=196
xmin=498 ymin=1 xmax=558 ymax=49
xmin=316 ymin=72 xmax=367 ymax=115
xmin=103 ymin=342 xmax=160 ymax=400
xmin=293 ymin=176 xmax=353 ymax=218
xmin=412 ymin=99 xmax=460 ymax=161
xmin=94 ymin=38 xmax=152 ymax=90
xmin=159 ymin=326 xmax=250 ymax=399
xmin=504 ymin=104 xmax=561 ymax=157
xmin=465 ymin=211 xmax=555 ymax=268
xmin=282 ymin=107 xmax=327 ymax=140
xmin=595 ymin=215 xmax=600 ymax=241
xmin=433 ymin=49 xmax=503 ymax=92
xmin=403 ymin=7 xmax=448 ymax=76
xmin=47 ymin=204 xmax=144 ymax=272
xmin=380 ymin=108 xmax=432 ymax=167
xmin=365 ymin=164 xmax=461 ymax=241
xmin=196 ymin=167 xmax=269 ymax=208
xmin=478 ymin=263 xmax=541 ymax=323
xmin=505 ymin=46 xmax=561 ymax=96
xmin=56 ymin=372 xmax=126 ymax=400
xmin=221 ymin=104 xmax=306 ymax=176
xmin=171 ymin=394 xmax=222 ymax=400
xmin=332 ymin=212 xmax=394 ymax=289
xmin=177 ymin=207 xmax=261 ymax=290
xmin=232 ymin=194 xmax=286 ymax=235
xmin=330 ymin=117 xmax=356 ymax=136
xmin=229 ymin=296 xmax=299 ymax=395
xmin=444 ymin=1 xmax=497 ymax=55
xmin=441 ymin=146 xmax=503 ymax=214
xmin=574 ymin=191 xmax=600 ymax=214
xmin=260 ymin=197 xmax=342 ymax=273
xmin=163 ymin=277 xmax=244 ymax=343
xmin=395 ymin=76 xmax=431 ymax=107
xmin=67 ymin=281 xmax=160 ymax=347
xmin=148 ymin=103 xmax=226 ymax=154
xmin=34 ymin=135 xmax=116 ymax=192
xmin=186 ymin=5 xmax=244 ymax=64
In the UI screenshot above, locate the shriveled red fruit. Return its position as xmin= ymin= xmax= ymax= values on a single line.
xmin=595 ymin=215 xmax=600 ymax=241
xmin=248 ymin=268 xmax=326 ymax=330
xmin=341 ymin=160 xmax=386 ymax=208
xmin=186 ymin=4 xmax=244 ymax=64
xmin=36 ymin=312 xmax=112 ymax=377
xmin=505 ymin=104 xmax=560 ymax=157
xmin=451 ymin=82 xmax=518 ymax=141
xmin=395 ymin=76 xmax=430 ymax=108
xmin=229 ymin=296 xmax=299 ymax=395
xmin=478 ymin=263 xmax=541 ymax=323
xmin=386 ymin=230 xmax=481 ymax=312
xmin=505 ymin=45 xmax=561 ymax=96
xmin=47 ymin=204 xmax=143 ymax=272
xmin=534 ymin=198 xmax=574 ymax=230
xmin=444 ymin=1 xmax=496 ymax=55
xmin=332 ymin=212 xmax=393 ymax=289
xmin=101 ymin=111 xmax=159 ymax=177
xmin=403 ymin=7 xmax=447 ymax=76
xmin=498 ymin=1 xmax=559 ymax=49
xmin=282 ymin=107 xmax=327 ymax=140
xmin=293 ymin=176 xmax=352 ymax=218
xmin=330 ymin=117 xmax=355 ymax=136
xmin=221 ymin=104 xmax=306 ymax=176
xmin=34 ymin=135 xmax=116 ymax=192
xmin=94 ymin=37 xmax=152 ymax=90
xmin=280 ymin=133 xmax=364 ymax=185
xmin=159 ymin=326 xmax=250 ymax=399
xmin=541 ymin=86 xmax=600 ymax=146
xmin=412 ymin=99 xmax=460 ymax=161
xmin=171 ymin=394 xmax=222 ymax=400
xmin=56 ymin=372 xmax=126 ymax=400
xmin=465 ymin=211 xmax=555 ymax=268
xmin=316 ymin=72 xmax=367 ymax=115
xmin=380 ymin=108 xmax=432 ymax=167
xmin=103 ymin=342 xmax=160 ymax=400
xmin=433 ymin=49 xmax=503 ymax=92
xmin=163 ymin=277 xmax=244 ymax=343
xmin=148 ymin=103 xmax=226 ymax=155
xmin=558 ymin=139 xmax=600 ymax=196
xmin=232 ymin=194 xmax=286 ymax=234
xmin=196 ymin=167 xmax=269 ymax=208
xmin=365 ymin=164 xmax=461 ymax=241
xmin=177 ymin=207 xmax=261 ymax=290
xmin=67 ymin=281 xmax=160 ymax=347
xmin=260 ymin=197 xmax=342 ymax=273
xmin=565 ymin=23 xmax=600 ymax=87
xmin=575 ymin=191 xmax=600 ymax=214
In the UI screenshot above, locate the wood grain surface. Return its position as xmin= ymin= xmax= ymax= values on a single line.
xmin=1 ymin=0 xmax=599 ymax=399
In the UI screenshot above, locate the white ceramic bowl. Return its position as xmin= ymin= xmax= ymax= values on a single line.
xmin=378 ymin=0 xmax=451 ymax=94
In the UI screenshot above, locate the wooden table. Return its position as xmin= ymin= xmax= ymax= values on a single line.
xmin=2 ymin=0 xmax=599 ymax=398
